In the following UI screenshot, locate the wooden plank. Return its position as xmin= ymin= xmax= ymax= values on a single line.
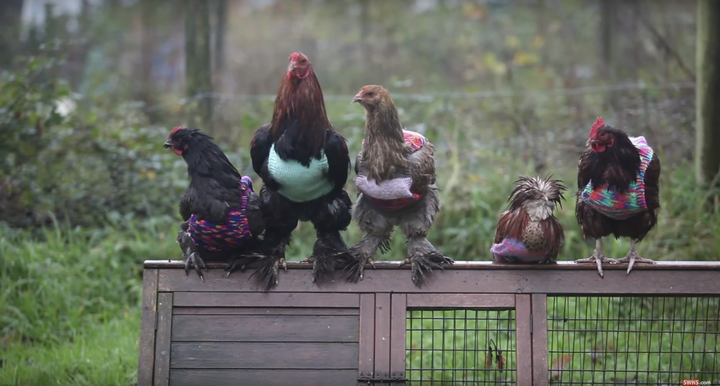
xmin=137 ymin=269 xmax=158 ymax=386
xmin=173 ymin=292 xmax=359 ymax=308
xmin=169 ymin=369 xmax=356 ymax=386
xmin=147 ymin=259 xmax=720 ymax=270
xmin=172 ymin=315 xmax=358 ymax=342
xmin=531 ymin=294 xmax=549 ymax=386
xmin=158 ymin=266 xmax=720 ymax=295
xmin=374 ymin=293 xmax=391 ymax=386
xmin=170 ymin=342 xmax=358 ymax=369
xmin=358 ymin=294 xmax=375 ymax=383
xmin=406 ymin=293 xmax=515 ymax=309
xmin=390 ymin=294 xmax=407 ymax=381
xmin=154 ymin=292 xmax=173 ymax=386
xmin=173 ymin=307 xmax=358 ymax=316
xmin=514 ymin=294 xmax=533 ymax=386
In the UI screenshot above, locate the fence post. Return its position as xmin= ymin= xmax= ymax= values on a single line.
xmin=531 ymin=294 xmax=549 ymax=386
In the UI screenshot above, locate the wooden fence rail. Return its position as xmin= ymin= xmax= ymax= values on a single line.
xmin=138 ymin=261 xmax=720 ymax=386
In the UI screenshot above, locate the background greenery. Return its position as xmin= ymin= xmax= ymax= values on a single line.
xmin=0 ymin=0 xmax=715 ymax=385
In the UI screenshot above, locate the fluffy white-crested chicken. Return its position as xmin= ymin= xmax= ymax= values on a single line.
xmin=491 ymin=176 xmax=567 ymax=263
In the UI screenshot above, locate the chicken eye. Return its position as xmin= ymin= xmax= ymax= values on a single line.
xmin=300 ymin=59 xmax=307 ymax=64
xmin=366 ymin=92 xmax=375 ymax=97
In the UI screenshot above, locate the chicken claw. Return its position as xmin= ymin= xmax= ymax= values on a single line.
xmin=405 ymin=251 xmax=454 ymax=287
xmin=614 ymin=239 xmax=655 ymax=275
xmin=184 ymin=252 xmax=207 ymax=282
xmin=575 ymin=239 xmax=618 ymax=278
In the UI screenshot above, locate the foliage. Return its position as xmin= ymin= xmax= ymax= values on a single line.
xmin=0 ymin=217 xmax=177 ymax=385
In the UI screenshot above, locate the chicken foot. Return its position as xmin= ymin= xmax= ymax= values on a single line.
xmin=614 ymin=239 xmax=655 ymax=275
xmin=175 ymin=223 xmax=207 ymax=281
xmin=340 ymin=234 xmax=390 ymax=282
xmin=575 ymin=239 xmax=618 ymax=278
xmin=402 ymin=235 xmax=454 ymax=287
xmin=307 ymin=230 xmax=347 ymax=283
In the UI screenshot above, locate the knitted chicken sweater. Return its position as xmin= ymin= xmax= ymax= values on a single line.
xmin=581 ymin=136 xmax=654 ymax=220
xmin=267 ymin=143 xmax=334 ymax=203
xmin=491 ymin=237 xmax=549 ymax=263
xmin=360 ymin=130 xmax=427 ymax=212
xmin=188 ymin=176 xmax=254 ymax=251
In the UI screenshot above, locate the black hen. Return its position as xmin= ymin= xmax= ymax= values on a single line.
xmin=164 ymin=127 xmax=265 ymax=281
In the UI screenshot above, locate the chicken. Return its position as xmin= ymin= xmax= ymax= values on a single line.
xmin=575 ymin=117 xmax=661 ymax=277
xmin=249 ymin=52 xmax=352 ymax=290
xmin=164 ymin=127 xmax=265 ymax=281
xmin=491 ymin=176 xmax=566 ymax=264
xmin=341 ymin=85 xmax=453 ymax=287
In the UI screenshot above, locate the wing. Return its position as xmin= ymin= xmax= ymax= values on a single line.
xmin=643 ymin=154 xmax=661 ymax=211
xmin=577 ymin=149 xmax=593 ymax=190
xmin=179 ymin=187 xmax=194 ymax=221
xmin=493 ymin=208 xmax=527 ymax=244
xmin=250 ymin=123 xmax=280 ymax=190
xmin=408 ymin=141 xmax=436 ymax=193
xmin=250 ymin=123 xmax=273 ymax=180
xmin=541 ymin=216 xmax=564 ymax=257
xmin=324 ymin=130 xmax=351 ymax=190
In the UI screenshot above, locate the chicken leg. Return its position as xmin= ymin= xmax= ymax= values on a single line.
xmin=575 ymin=239 xmax=618 ymax=278
xmin=614 ymin=239 xmax=655 ymax=274
xmin=340 ymin=199 xmax=393 ymax=282
xmin=175 ymin=223 xmax=207 ymax=281
xmin=402 ymin=235 xmax=454 ymax=287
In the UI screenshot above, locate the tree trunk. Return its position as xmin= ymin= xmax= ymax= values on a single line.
xmin=213 ymin=0 xmax=227 ymax=72
xmin=598 ymin=0 xmax=614 ymax=79
xmin=184 ymin=0 xmax=212 ymax=130
xmin=695 ymin=0 xmax=720 ymax=186
xmin=0 ymin=0 xmax=23 ymax=69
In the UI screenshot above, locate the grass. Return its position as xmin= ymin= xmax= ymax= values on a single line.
xmin=0 ymin=216 xmax=177 ymax=386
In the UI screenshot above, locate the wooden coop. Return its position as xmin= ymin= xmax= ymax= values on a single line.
xmin=137 ymin=261 xmax=720 ymax=386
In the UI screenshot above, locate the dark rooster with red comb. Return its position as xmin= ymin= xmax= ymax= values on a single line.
xmin=249 ymin=52 xmax=352 ymax=290
xmin=575 ymin=117 xmax=661 ymax=277
xmin=164 ymin=127 xmax=265 ymax=281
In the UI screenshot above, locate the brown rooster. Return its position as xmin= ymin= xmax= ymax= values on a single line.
xmin=341 ymin=85 xmax=453 ymax=287
xmin=491 ymin=176 xmax=566 ymax=264
xmin=249 ymin=52 xmax=352 ymax=290
xmin=575 ymin=117 xmax=661 ymax=277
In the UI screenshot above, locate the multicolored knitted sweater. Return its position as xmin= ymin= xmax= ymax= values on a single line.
xmin=187 ymin=176 xmax=254 ymax=251
xmin=361 ymin=130 xmax=427 ymax=212
xmin=580 ymin=136 xmax=654 ymax=220
xmin=491 ymin=238 xmax=549 ymax=263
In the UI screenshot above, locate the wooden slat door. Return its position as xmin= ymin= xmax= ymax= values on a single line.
xmin=161 ymin=292 xmax=360 ymax=386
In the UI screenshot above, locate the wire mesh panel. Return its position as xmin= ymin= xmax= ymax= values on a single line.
xmin=406 ymin=309 xmax=516 ymax=385
xmin=547 ymin=296 xmax=720 ymax=385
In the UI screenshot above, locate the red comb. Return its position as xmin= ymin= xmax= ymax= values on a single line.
xmin=170 ymin=126 xmax=182 ymax=135
xmin=589 ymin=117 xmax=605 ymax=138
xmin=289 ymin=52 xmax=302 ymax=62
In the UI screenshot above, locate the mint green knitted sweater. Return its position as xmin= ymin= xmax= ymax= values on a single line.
xmin=267 ymin=144 xmax=334 ymax=202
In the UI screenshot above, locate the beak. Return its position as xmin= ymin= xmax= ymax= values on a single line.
xmin=586 ymin=138 xmax=596 ymax=147
xmin=163 ymin=140 xmax=172 ymax=149
xmin=287 ymin=61 xmax=296 ymax=72
xmin=352 ymin=92 xmax=363 ymax=103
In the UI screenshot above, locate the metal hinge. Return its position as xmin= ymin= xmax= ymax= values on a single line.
xmin=358 ymin=372 xmax=408 ymax=383
xmin=530 ymin=314 xmax=533 ymax=334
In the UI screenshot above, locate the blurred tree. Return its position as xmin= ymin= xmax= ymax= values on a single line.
xmin=184 ymin=0 xmax=212 ymax=129
xmin=0 ymin=0 xmax=23 ymax=69
xmin=695 ymin=0 xmax=720 ymax=186
xmin=213 ymin=0 xmax=227 ymax=72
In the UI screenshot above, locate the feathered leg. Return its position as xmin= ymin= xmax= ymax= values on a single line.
xmin=614 ymin=239 xmax=655 ymax=274
xmin=307 ymin=189 xmax=353 ymax=284
xmin=175 ymin=221 xmax=207 ymax=281
xmin=398 ymin=186 xmax=453 ymax=287
xmin=575 ymin=239 xmax=618 ymax=278
xmin=255 ymin=186 xmax=298 ymax=291
xmin=340 ymin=194 xmax=394 ymax=282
